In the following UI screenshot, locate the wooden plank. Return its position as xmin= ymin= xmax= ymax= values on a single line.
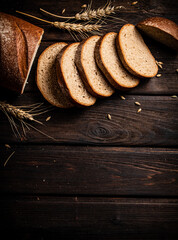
xmin=1 ymin=196 xmax=178 ymax=239
xmin=1 ymin=145 xmax=178 ymax=195
xmin=0 ymin=94 xmax=178 ymax=146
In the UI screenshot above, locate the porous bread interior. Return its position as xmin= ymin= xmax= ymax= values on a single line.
xmin=81 ymin=36 xmax=114 ymax=96
xmin=119 ymin=25 xmax=158 ymax=77
xmin=101 ymin=32 xmax=139 ymax=88
xmin=37 ymin=43 xmax=72 ymax=107
xmin=61 ymin=43 xmax=96 ymax=105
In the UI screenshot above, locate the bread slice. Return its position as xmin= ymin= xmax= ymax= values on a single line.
xmin=116 ymin=24 xmax=158 ymax=78
xmin=75 ymin=35 xmax=114 ymax=97
xmin=95 ymin=32 xmax=140 ymax=90
xmin=56 ymin=42 xmax=96 ymax=107
xmin=0 ymin=12 xmax=44 ymax=94
xmin=36 ymin=42 xmax=74 ymax=108
xmin=136 ymin=17 xmax=178 ymax=51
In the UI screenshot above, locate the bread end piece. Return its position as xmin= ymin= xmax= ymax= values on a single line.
xmin=136 ymin=17 xmax=178 ymax=51
xmin=0 ymin=12 xmax=44 ymax=94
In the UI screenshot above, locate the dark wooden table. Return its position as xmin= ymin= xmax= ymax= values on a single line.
xmin=0 ymin=0 xmax=178 ymax=239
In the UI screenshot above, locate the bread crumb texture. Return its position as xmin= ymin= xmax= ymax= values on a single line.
xmin=119 ymin=24 xmax=158 ymax=78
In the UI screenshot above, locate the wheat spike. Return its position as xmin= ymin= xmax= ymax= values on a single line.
xmin=0 ymin=101 xmax=40 ymax=124
xmin=16 ymin=11 xmax=102 ymax=34
xmin=52 ymin=21 xmax=102 ymax=32
xmin=0 ymin=101 xmax=55 ymax=140
xmin=40 ymin=1 xmax=121 ymax=21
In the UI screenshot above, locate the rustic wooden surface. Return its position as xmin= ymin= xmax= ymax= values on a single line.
xmin=0 ymin=0 xmax=178 ymax=239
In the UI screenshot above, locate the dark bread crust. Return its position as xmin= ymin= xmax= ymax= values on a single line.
xmin=0 ymin=12 xmax=44 ymax=94
xmin=136 ymin=17 xmax=178 ymax=50
xmin=95 ymin=32 xmax=139 ymax=90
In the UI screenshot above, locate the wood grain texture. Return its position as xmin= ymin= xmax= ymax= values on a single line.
xmin=0 ymin=94 xmax=178 ymax=146
xmin=0 ymin=145 xmax=178 ymax=196
xmin=1 ymin=196 xmax=178 ymax=239
xmin=1 ymin=0 xmax=178 ymax=238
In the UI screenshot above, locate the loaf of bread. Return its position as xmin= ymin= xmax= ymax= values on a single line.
xmin=95 ymin=32 xmax=140 ymax=90
xmin=0 ymin=12 xmax=44 ymax=94
xmin=75 ymin=35 xmax=114 ymax=98
xmin=56 ymin=43 xmax=96 ymax=107
xmin=36 ymin=42 xmax=74 ymax=108
xmin=116 ymin=24 xmax=158 ymax=78
xmin=136 ymin=17 xmax=178 ymax=51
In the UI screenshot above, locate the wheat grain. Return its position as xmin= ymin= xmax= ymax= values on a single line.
xmin=135 ymin=101 xmax=141 ymax=106
xmin=156 ymin=74 xmax=162 ymax=78
xmin=120 ymin=95 xmax=126 ymax=100
xmin=107 ymin=114 xmax=112 ymax=120
xmin=137 ymin=108 xmax=142 ymax=113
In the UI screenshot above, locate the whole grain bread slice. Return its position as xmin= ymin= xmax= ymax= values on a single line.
xmin=116 ymin=24 xmax=158 ymax=78
xmin=56 ymin=42 xmax=96 ymax=107
xmin=136 ymin=17 xmax=178 ymax=51
xmin=95 ymin=32 xmax=140 ymax=90
xmin=75 ymin=35 xmax=114 ymax=97
xmin=36 ymin=42 xmax=74 ymax=108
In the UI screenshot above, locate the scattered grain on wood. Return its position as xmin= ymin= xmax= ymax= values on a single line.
xmin=5 ymin=144 xmax=11 ymax=149
xmin=131 ymin=1 xmax=138 ymax=5
xmin=137 ymin=108 xmax=142 ymax=113
xmin=62 ymin=9 xmax=66 ymax=14
xmin=46 ymin=116 xmax=51 ymax=121
xmin=107 ymin=114 xmax=112 ymax=120
xmin=120 ymin=95 xmax=126 ymax=100
xmin=156 ymin=74 xmax=162 ymax=78
xmin=156 ymin=61 xmax=163 ymax=69
xmin=135 ymin=101 xmax=141 ymax=106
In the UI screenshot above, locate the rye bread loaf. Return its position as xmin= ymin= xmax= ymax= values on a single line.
xmin=136 ymin=17 xmax=178 ymax=51
xmin=75 ymin=35 xmax=114 ymax=98
xmin=56 ymin=42 xmax=96 ymax=107
xmin=95 ymin=32 xmax=140 ymax=90
xmin=116 ymin=24 xmax=158 ymax=78
xmin=36 ymin=42 xmax=74 ymax=108
xmin=0 ymin=12 xmax=44 ymax=94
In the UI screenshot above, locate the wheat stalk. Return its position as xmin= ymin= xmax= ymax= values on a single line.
xmin=0 ymin=101 xmax=55 ymax=140
xmin=40 ymin=1 xmax=124 ymax=21
xmin=16 ymin=11 xmax=102 ymax=33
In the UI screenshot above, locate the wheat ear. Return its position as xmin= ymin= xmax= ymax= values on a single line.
xmin=16 ymin=11 xmax=102 ymax=33
xmin=40 ymin=1 xmax=125 ymax=22
xmin=0 ymin=101 xmax=42 ymax=124
xmin=0 ymin=101 xmax=55 ymax=140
